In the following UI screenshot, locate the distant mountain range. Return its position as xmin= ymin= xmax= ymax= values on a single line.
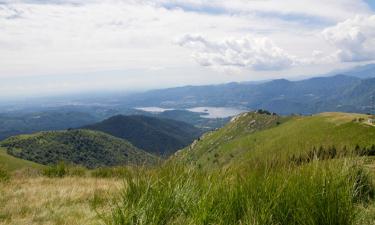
xmin=326 ymin=63 xmax=375 ymax=79
xmin=121 ymin=75 xmax=375 ymax=115
xmin=83 ymin=115 xmax=202 ymax=156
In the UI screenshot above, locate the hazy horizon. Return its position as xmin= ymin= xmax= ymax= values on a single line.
xmin=1 ymin=0 xmax=375 ymax=98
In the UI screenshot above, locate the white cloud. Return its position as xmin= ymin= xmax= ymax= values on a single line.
xmin=322 ymin=15 xmax=375 ymax=62
xmin=176 ymin=34 xmax=298 ymax=71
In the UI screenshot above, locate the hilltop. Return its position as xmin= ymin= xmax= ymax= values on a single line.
xmin=0 ymin=129 xmax=158 ymax=168
xmin=176 ymin=111 xmax=375 ymax=169
xmin=83 ymin=115 xmax=202 ymax=155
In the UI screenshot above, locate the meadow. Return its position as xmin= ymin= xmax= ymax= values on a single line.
xmin=1 ymin=112 xmax=375 ymax=224
xmin=1 ymin=157 xmax=375 ymax=225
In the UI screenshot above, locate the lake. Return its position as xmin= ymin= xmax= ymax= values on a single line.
xmin=135 ymin=106 xmax=247 ymax=118
xmin=135 ymin=107 xmax=174 ymax=112
xmin=187 ymin=107 xmax=247 ymax=118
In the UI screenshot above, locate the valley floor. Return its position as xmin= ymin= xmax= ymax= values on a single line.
xmin=0 ymin=177 xmax=121 ymax=225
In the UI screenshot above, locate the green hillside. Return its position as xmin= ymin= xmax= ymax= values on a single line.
xmin=0 ymin=129 xmax=158 ymax=168
xmin=0 ymin=147 xmax=45 ymax=171
xmin=83 ymin=115 xmax=202 ymax=156
xmin=177 ymin=111 xmax=375 ymax=169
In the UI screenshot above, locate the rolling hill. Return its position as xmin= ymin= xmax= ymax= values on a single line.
xmin=176 ymin=111 xmax=375 ymax=169
xmin=83 ymin=115 xmax=203 ymax=155
xmin=0 ymin=129 xmax=158 ymax=168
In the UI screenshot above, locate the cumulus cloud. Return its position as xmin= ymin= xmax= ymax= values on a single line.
xmin=322 ymin=15 xmax=375 ymax=62
xmin=176 ymin=34 xmax=299 ymax=71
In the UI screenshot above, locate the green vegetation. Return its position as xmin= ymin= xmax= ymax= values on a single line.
xmin=42 ymin=162 xmax=87 ymax=178
xmin=100 ymin=112 xmax=375 ymax=224
xmin=83 ymin=115 xmax=202 ymax=155
xmin=101 ymin=159 xmax=374 ymax=225
xmin=177 ymin=112 xmax=375 ymax=169
xmin=1 ymin=111 xmax=375 ymax=224
xmin=0 ymin=129 xmax=158 ymax=168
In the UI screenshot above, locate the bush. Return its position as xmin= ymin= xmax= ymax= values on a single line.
xmin=106 ymin=161 xmax=374 ymax=225
xmin=0 ymin=166 xmax=10 ymax=183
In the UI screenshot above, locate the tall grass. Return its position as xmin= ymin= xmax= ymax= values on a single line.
xmin=106 ymin=160 xmax=374 ymax=225
xmin=42 ymin=162 xmax=87 ymax=178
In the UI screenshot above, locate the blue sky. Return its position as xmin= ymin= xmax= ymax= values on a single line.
xmin=0 ymin=0 xmax=374 ymax=97
xmin=365 ymin=0 xmax=375 ymax=10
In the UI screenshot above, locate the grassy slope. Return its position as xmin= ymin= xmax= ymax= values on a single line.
xmin=0 ymin=147 xmax=44 ymax=171
xmin=178 ymin=112 xmax=375 ymax=169
xmin=0 ymin=129 xmax=158 ymax=169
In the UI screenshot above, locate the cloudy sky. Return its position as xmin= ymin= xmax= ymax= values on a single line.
xmin=1 ymin=0 xmax=375 ymax=97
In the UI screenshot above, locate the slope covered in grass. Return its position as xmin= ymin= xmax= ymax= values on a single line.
xmin=83 ymin=115 xmax=202 ymax=155
xmin=0 ymin=147 xmax=44 ymax=171
xmin=177 ymin=112 xmax=375 ymax=169
xmin=0 ymin=130 xmax=158 ymax=168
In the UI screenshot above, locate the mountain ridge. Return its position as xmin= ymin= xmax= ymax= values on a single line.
xmin=120 ymin=75 xmax=374 ymax=115
xmin=83 ymin=115 xmax=203 ymax=155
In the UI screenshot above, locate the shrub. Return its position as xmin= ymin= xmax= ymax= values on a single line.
xmin=43 ymin=162 xmax=68 ymax=178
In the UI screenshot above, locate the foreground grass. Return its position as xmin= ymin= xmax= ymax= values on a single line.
xmin=102 ymin=160 xmax=375 ymax=225
xmin=0 ymin=176 xmax=121 ymax=225
xmin=0 ymin=159 xmax=374 ymax=225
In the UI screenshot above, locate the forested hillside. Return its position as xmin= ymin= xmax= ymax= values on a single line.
xmin=0 ymin=129 xmax=158 ymax=168
xmin=83 ymin=115 xmax=203 ymax=155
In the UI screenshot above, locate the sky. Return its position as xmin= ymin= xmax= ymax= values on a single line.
xmin=1 ymin=0 xmax=375 ymax=98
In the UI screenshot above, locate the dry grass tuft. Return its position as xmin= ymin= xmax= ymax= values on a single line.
xmin=0 ymin=177 xmax=121 ymax=225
